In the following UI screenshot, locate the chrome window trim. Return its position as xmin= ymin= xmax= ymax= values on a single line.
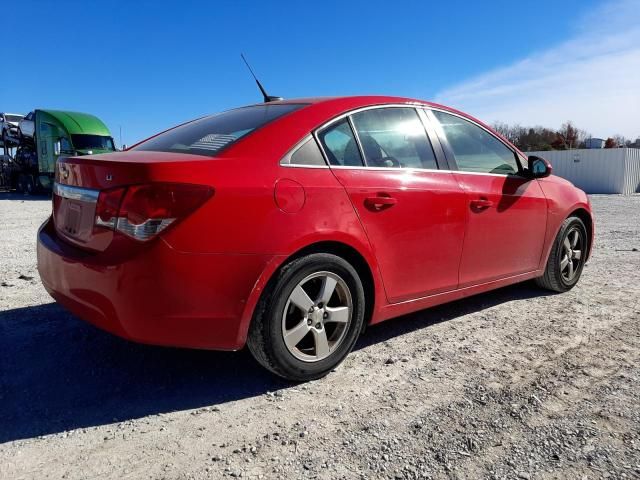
xmin=329 ymin=165 xmax=448 ymax=173
xmin=325 ymin=164 xmax=511 ymax=177
xmin=279 ymin=163 xmax=330 ymax=170
xmin=53 ymin=182 xmax=99 ymax=203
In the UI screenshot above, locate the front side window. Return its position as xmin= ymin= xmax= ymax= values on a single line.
xmin=60 ymin=137 xmax=74 ymax=154
xmin=133 ymin=104 xmax=305 ymax=157
xmin=317 ymin=119 xmax=364 ymax=166
xmin=350 ymin=108 xmax=437 ymax=169
xmin=433 ymin=110 xmax=519 ymax=175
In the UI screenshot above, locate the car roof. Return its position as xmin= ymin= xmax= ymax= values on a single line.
xmin=247 ymin=95 xmax=476 ymax=124
xmin=225 ymin=95 xmax=523 ymax=160
xmin=252 ymin=95 xmax=450 ymax=110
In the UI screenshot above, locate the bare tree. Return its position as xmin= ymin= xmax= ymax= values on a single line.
xmin=558 ymin=121 xmax=579 ymax=149
xmin=613 ymin=134 xmax=627 ymax=147
xmin=490 ymin=120 xmax=593 ymax=151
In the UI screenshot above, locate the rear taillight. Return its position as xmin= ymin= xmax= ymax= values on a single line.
xmin=95 ymin=187 xmax=126 ymax=229
xmin=94 ymin=183 xmax=213 ymax=241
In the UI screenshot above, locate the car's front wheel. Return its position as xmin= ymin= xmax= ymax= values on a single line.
xmin=536 ymin=216 xmax=588 ymax=292
xmin=247 ymin=253 xmax=365 ymax=381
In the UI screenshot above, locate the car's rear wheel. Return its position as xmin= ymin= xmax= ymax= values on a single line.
xmin=536 ymin=216 xmax=588 ymax=292
xmin=247 ymin=253 xmax=365 ymax=381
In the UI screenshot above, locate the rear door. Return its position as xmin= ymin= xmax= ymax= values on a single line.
xmin=429 ymin=109 xmax=547 ymax=287
xmin=317 ymin=106 xmax=467 ymax=303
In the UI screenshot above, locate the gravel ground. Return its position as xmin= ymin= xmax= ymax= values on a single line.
xmin=0 ymin=193 xmax=639 ymax=480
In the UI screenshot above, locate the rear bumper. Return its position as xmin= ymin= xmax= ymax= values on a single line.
xmin=37 ymin=217 xmax=276 ymax=350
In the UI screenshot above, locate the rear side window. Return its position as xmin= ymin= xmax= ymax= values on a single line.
xmin=284 ymin=137 xmax=326 ymax=166
xmin=133 ymin=104 xmax=305 ymax=157
xmin=317 ymin=119 xmax=364 ymax=166
xmin=350 ymin=107 xmax=437 ymax=169
xmin=433 ymin=110 xmax=519 ymax=175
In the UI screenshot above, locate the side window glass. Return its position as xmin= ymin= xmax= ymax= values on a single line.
xmin=286 ymin=137 xmax=326 ymax=166
xmin=350 ymin=107 xmax=437 ymax=169
xmin=317 ymin=119 xmax=364 ymax=166
xmin=433 ymin=110 xmax=519 ymax=175
xmin=60 ymin=137 xmax=73 ymax=154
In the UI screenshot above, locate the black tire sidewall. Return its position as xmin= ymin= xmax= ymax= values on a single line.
xmin=553 ymin=217 xmax=588 ymax=289
xmin=263 ymin=254 xmax=365 ymax=380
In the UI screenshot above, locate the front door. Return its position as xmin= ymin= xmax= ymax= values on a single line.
xmin=430 ymin=110 xmax=547 ymax=287
xmin=317 ymin=107 xmax=467 ymax=303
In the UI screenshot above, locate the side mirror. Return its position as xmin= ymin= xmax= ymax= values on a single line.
xmin=54 ymin=140 xmax=61 ymax=156
xmin=528 ymin=155 xmax=552 ymax=178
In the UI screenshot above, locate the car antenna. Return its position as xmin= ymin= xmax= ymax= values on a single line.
xmin=240 ymin=53 xmax=283 ymax=103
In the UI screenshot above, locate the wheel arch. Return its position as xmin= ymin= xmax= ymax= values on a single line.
xmin=569 ymin=207 xmax=594 ymax=259
xmin=282 ymin=240 xmax=376 ymax=329
xmin=236 ymin=239 xmax=379 ymax=348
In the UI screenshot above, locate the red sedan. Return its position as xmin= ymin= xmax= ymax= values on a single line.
xmin=37 ymin=96 xmax=594 ymax=381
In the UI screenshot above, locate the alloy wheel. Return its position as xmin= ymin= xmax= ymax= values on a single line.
xmin=560 ymin=227 xmax=583 ymax=282
xmin=281 ymin=271 xmax=352 ymax=362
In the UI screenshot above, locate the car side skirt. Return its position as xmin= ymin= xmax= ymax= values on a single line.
xmin=373 ymin=269 xmax=543 ymax=324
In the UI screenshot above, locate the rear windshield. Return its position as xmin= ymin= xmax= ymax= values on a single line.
xmin=71 ymin=134 xmax=116 ymax=151
xmin=133 ymin=104 xmax=306 ymax=157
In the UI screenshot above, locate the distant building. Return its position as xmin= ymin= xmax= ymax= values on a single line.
xmin=584 ymin=137 xmax=605 ymax=149
xmin=525 ymin=148 xmax=640 ymax=194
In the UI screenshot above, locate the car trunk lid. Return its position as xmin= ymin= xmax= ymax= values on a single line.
xmin=52 ymin=151 xmax=214 ymax=251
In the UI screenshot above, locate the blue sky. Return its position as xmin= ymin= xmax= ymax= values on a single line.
xmin=3 ymin=0 xmax=638 ymax=144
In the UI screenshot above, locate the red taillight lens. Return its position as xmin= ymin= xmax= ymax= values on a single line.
xmin=95 ymin=187 xmax=126 ymax=229
xmin=94 ymin=183 xmax=213 ymax=241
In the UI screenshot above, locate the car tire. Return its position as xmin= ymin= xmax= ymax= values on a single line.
xmin=536 ymin=216 xmax=588 ymax=293
xmin=247 ymin=253 xmax=366 ymax=381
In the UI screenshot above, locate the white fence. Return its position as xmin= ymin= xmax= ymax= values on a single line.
xmin=526 ymin=148 xmax=640 ymax=194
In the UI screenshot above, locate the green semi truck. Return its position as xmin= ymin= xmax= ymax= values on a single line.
xmin=1 ymin=109 xmax=116 ymax=193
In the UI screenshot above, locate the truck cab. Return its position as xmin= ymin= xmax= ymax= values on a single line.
xmin=14 ymin=110 xmax=116 ymax=192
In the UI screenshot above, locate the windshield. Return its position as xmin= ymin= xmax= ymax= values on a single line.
xmin=132 ymin=104 xmax=305 ymax=156
xmin=5 ymin=115 xmax=23 ymax=122
xmin=71 ymin=134 xmax=116 ymax=151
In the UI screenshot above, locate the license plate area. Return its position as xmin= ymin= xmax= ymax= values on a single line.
xmin=53 ymin=183 xmax=99 ymax=243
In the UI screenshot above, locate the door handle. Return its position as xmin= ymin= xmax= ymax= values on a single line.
xmin=364 ymin=195 xmax=397 ymax=210
xmin=470 ymin=198 xmax=493 ymax=209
